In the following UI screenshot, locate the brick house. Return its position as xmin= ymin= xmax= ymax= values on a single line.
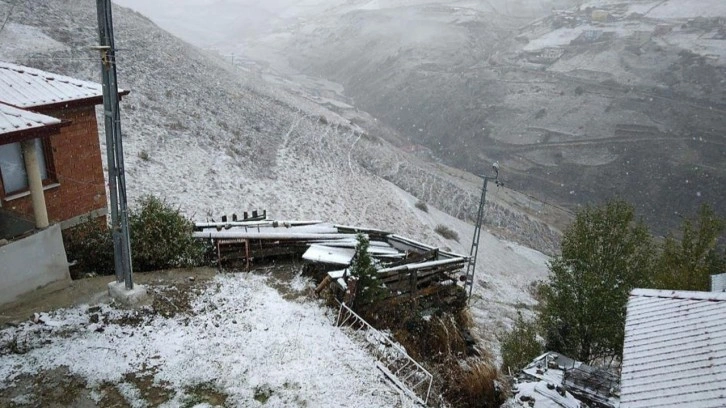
xmin=0 ymin=62 xmax=128 ymax=239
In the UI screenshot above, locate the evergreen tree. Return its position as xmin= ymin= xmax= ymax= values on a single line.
xmin=349 ymin=233 xmax=387 ymax=311
xmin=539 ymin=200 xmax=655 ymax=364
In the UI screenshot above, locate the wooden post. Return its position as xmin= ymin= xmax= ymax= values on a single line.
xmin=245 ymin=238 xmax=250 ymax=271
xmin=216 ymin=240 xmax=221 ymax=268
xmin=410 ymin=270 xmax=418 ymax=311
xmin=344 ymin=277 xmax=358 ymax=306
xmin=315 ymin=275 xmax=333 ymax=296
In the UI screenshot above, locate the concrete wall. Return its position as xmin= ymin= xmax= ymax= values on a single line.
xmin=0 ymin=224 xmax=70 ymax=306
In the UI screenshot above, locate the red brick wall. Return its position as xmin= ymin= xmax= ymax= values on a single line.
xmin=0 ymin=105 xmax=107 ymax=224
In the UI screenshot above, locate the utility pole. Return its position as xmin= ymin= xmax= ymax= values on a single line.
xmin=464 ymin=162 xmax=502 ymax=300
xmin=96 ymin=0 xmax=134 ymax=290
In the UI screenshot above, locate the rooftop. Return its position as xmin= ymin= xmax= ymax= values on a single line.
xmin=0 ymin=102 xmax=61 ymax=139
xmin=0 ymin=62 xmax=111 ymax=109
xmin=620 ymin=288 xmax=726 ymax=408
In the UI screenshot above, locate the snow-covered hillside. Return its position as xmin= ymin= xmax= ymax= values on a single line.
xmin=0 ymin=0 xmax=553 ymax=383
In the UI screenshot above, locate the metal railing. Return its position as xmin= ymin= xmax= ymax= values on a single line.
xmin=336 ymin=302 xmax=433 ymax=404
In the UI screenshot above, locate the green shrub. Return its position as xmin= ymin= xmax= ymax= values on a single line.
xmin=435 ymin=224 xmax=460 ymax=241
xmin=63 ymin=195 xmax=206 ymax=277
xmin=500 ymin=313 xmax=542 ymax=374
xmin=129 ymin=195 xmax=206 ymax=272
xmin=415 ymin=200 xmax=429 ymax=212
xmin=63 ymin=217 xmax=114 ymax=277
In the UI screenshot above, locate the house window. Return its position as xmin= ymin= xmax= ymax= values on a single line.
xmin=0 ymin=139 xmax=50 ymax=195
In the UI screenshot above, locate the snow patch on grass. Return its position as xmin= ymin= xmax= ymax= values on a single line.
xmin=0 ymin=274 xmax=409 ymax=407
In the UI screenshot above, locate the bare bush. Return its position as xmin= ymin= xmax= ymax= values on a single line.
xmin=435 ymin=224 xmax=459 ymax=241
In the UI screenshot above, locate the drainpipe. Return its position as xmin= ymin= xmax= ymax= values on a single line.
xmin=21 ymin=139 xmax=49 ymax=229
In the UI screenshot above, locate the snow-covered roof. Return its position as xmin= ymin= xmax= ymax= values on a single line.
xmin=621 ymin=288 xmax=726 ymax=408
xmin=0 ymin=103 xmax=61 ymax=139
xmin=0 ymin=62 xmax=117 ymax=109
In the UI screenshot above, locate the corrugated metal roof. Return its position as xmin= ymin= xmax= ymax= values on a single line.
xmin=621 ymin=288 xmax=726 ymax=408
xmin=0 ymin=62 xmax=103 ymax=108
xmin=0 ymin=103 xmax=61 ymax=136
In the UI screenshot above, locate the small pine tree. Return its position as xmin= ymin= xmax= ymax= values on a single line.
xmin=349 ymin=233 xmax=387 ymax=311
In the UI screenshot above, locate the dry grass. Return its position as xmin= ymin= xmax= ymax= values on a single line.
xmin=444 ymin=360 xmax=504 ymax=408
xmin=435 ymin=224 xmax=460 ymax=241
xmin=415 ymin=200 xmax=429 ymax=212
xmin=456 ymin=308 xmax=475 ymax=329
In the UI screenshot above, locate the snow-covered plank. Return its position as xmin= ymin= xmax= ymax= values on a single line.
xmin=195 ymin=220 xmax=323 ymax=229
xmin=378 ymin=257 xmax=467 ymax=275
xmin=334 ymin=224 xmax=392 ymax=236
xmin=322 ymin=239 xmax=393 ymax=249
xmin=192 ymin=230 xmax=355 ymax=240
xmin=303 ymin=245 xmax=356 ymax=266
xmin=387 ymin=234 xmax=468 ymax=259
xmin=328 ymin=269 xmax=347 ymax=279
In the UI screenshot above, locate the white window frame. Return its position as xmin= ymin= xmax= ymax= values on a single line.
xmin=0 ymin=138 xmax=50 ymax=196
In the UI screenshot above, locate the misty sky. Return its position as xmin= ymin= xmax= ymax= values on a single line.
xmin=112 ymin=0 xmax=566 ymax=47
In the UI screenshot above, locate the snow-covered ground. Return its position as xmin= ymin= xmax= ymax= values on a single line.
xmin=0 ymin=273 xmax=414 ymax=407
xmin=1 ymin=3 xmax=554 ymax=402
xmin=635 ymin=0 xmax=726 ymax=19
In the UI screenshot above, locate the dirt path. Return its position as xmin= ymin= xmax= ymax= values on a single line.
xmin=0 ymin=268 xmax=219 ymax=326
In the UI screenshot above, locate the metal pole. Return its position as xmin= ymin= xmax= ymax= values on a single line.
xmin=464 ymin=176 xmax=489 ymax=298
xmin=464 ymin=163 xmax=501 ymax=300
xmin=97 ymin=0 xmax=133 ymax=289
xmin=96 ymin=3 xmax=122 ymax=285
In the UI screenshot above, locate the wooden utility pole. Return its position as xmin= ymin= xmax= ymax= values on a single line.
xmin=96 ymin=0 xmax=134 ymax=290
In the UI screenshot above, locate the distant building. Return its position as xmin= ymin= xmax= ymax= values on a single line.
xmin=629 ymin=30 xmax=653 ymax=46
xmin=570 ymin=30 xmax=615 ymax=45
xmin=621 ymin=289 xmax=726 ymax=408
xmin=712 ymin=272 xmax=726 ymax=292
xmin=591 ymin=10 xmax=609 ymax=22
xmin=654 ymin=24 xmax=674 ymax=36
xmin=525 ymin=47 xmax=564 ymax=64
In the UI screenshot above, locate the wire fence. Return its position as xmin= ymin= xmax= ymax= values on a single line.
xmin=336 ymin=302 xmax=432 ymax=405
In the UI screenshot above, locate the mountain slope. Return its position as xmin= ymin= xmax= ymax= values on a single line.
xmin=237 ymin=0 xmax=726 ymax=235
xmin=0 ymin=0 xmax=554 ymax=380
